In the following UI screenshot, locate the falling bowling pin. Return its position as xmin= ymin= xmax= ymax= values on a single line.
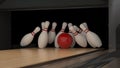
xmin=55 ymin=22 xmax=67 ymax=48
xmin=68 ymin=23 xmax=75 ymax=48
xmin=82 ymin=22 xmax=88 ymax=28
xmin=80 ymin=23 xmax=102 ymax=48
xmin=73 ymin=25 xmax=82 ymax=33
xmin=38 ymin=21 xmax=50 ymax=48
xmin=69 ymin=26 xmax=87 ymax=47
xmin=48 ymin=22 xmax=57 ymax=44
xmin=73 ymin=25 xmax=85 ymax=37
xmin=20 ymin=26 xmax=40 ymax=46
xmin=81 ymin=22 xmax=88 ymax=36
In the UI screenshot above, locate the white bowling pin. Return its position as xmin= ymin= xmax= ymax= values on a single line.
xmin=79 ymin=22 xmax=89 ymax=38
xmin=68 ymin=23 xmax=75 ymax=48
xmin=69 ymin=26 xmax=87 ymax=47
xmin=48 ymin=22 xmax=57 ymax=44
xmin=54 ymin=22 xmax=67 ymax=48
xmin=38 ymin=21 xmax=50 ymax=48
xmin=80 ymin=23 xmax=102 ymax=48
xmin=73 ymin=25 xmax=81 ymax=32
xmin=41 ymin=22 xmax=45 ymax=30
xmin=20 ymin=26 xmax=40 ymax=46
xmin=82 ymin=22 xmax=88 ymax=28
xmin=73 ymin=25 xmax=86 ymax=38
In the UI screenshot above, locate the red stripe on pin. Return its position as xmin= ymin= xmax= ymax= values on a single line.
xmin=84 ymin=29 xmax=89 ymax=33
xmin=60 ymin=29 xmax=64 ymax=32
xmin=74 ymin=32 xmax=78 ymax=36
xmin=42 ymin=28 xmax=48 ymax=31
xmin=31 ymin=32 xmax=35 ymax=36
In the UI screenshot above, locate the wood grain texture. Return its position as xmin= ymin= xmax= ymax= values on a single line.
xmin=0 ymin=48 xmax=100 ymax=68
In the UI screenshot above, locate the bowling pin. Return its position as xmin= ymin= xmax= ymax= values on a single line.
xmin=78 ymin=22 xmax=89 ymax=38
xmin=20 ymin=26 xmax=40 ymax=46
xmin=69 ymin=26 xmax=87 ymax=47
xmin=48 ymin=22 xmax=57 ymax=44
xmin=80 ymin=23 xmax=102 ymax=48
xmin=82 ymin=22 xmax=88 ymax=28
xmin=73 ymin=25 xmax=86 ymax=37
xmin=73 ymin=25 xmax=81 ymax=32
xmin=68 ymin=23 xmax=75 ymax=48
xmin=54 ymin=22 xmax=67 ymax=48
xmin=81 ymin=22 xmax=88 ymax=37
xmin=38 ymin=21 xmax=50 ymax=48
xmin=41 ymin=22 xmax=45 ymax=30
xmin=73 ymin=25 xmax=87 ymax=38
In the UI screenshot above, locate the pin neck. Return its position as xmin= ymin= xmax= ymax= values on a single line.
xmin=31 ymin=32 xmax=35 ymax=36
xmin=52 ymin=26 xmax=56 ymax=30
xmin=84 ymin=28 xmax=89 ymax=33
xmin=69 ymin=31 xmax=72 ymax=33
xmin=78 ymin=29 xmax=82 ymax=33
xmin=60 ymin=29 xmax=64 ymax=32
xmin=73 ymin=31 xmax=78 ymax=36
xmin=51 ymin=29 xmax=55 ymax=32
xmin=42 ymin=28 xmax=48 ymax=31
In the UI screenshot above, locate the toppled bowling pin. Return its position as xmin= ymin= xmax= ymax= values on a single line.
xmin=48 ymin=22 xmax=57 ymax=44
xmin=20 ymin=26 xmax=40 ymax=46
xmin=55 ymin=22 xmax=67 ymax=48
xmin=68 ymin=23 xmax=75 ymax=48
xmin=80 ymin=23 xmax=102 ymax=48
xmin=69 ymin=26 xmax=87 ymax=47
xmin=38 ymin=21 xmax=50 ymax=48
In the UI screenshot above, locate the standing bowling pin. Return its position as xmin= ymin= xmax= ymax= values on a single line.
xmin=68 ymin=23 xmax=75 ymax=48
xmin=48 ymin=22 xmax=57 ymax=44
xmin=80 ymin=23 xmax=102 ymax=48
xmin=20 ymin=26 xmax=40 ymax=46
xmin=41 ymin=22 xmax=45 ymax=30
xmin=69 ymin=26 xmax=87 ymax=47
xmin=54 ymin=22 xmax=67 ymax=48
xmin=38 ymin=21 xmax=50 ymax=48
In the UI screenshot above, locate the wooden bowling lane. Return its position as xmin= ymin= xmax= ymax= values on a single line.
xmin=0 ymin=48 xmax=101 ymax=68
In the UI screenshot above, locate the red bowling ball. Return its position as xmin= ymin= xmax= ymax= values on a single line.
xmin=57 ymin=33 xmax=73 ymax=48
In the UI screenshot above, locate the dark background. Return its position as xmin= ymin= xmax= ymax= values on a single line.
xmin=11 ymin=7 xmax=108 ymax=49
